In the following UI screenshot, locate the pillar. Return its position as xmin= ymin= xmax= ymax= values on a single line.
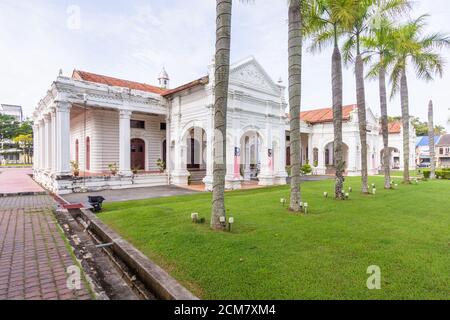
xmin=33 ymin=124 xmax=39 ymax=171
xmin=51 ymin=108 xmax=57 ymax=173
xmin=55 ymin=102 xmax=72 ymax=176
xmin=119 ymin=110 xmax=132 ymax=176
xmin=276 ymin=129 xmax=288 ymax=185
xmin=203 ymin=105 xmax=214 ymax=190
xmin=44 ymin=113 xmax=52 ymax=172
xmin=38 ymin=120 xmax=45 ymax=171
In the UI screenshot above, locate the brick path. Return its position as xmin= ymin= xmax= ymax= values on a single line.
xmin=0 ymin=168 xmax=44 ymax=194
xmin=0 ymin=195 xmax=92 ymax=300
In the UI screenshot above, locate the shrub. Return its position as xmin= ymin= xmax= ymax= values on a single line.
xmin=435 ymin=170 xmax=450 ymax=180
xmin=301 ymin=164 xmax=312 ymax=175
xmin=423 ymin=170 xmax=431 ymax=179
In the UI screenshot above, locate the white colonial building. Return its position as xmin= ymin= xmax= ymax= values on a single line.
xmin=32 ymin=57 xmax=415 ymax=195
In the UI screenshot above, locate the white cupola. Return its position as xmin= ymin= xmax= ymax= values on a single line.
xmin=158 ymin=67 xmax=170 ymax=89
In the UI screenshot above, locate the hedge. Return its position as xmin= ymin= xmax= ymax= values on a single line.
xmin=422 ymin=169 xmax=450 ymax=179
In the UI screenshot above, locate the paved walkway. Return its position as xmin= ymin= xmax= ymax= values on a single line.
xmin=0 ymin=195 xmax=92 ymax=300
xmin=0 ymin=168 xmax=44 ymax=195
xmin=62 ymin=185 xmax=199 ymax=206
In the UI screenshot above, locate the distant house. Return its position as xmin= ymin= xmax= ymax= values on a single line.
xmin=0 ymin=104 xmax=23 ymax=122
xmin=437 ymin=134 xmax=450 ymax=168
xmin=416 ymin=135 xmax=441 ymax=167
xmin=0 ymin=104 xmax=27 ymax=164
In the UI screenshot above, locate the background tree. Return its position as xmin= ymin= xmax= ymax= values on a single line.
xmin=343 ymin=0 xmax=409 ymax=193
xmin=411 ymin=117 xmax=445 ymax=136
xmin=389 ymin=15 xmax=450 ymax=183
xmin=288 ymin=0 xmax=303 ymax=212
xmin=13 ymin=134 xmax=33 ymax=164
xmin=211 ymin=0 xmax=233 ymax=230
xmin=0 ymin=114 xmax=19 ymax=142
xmin=304 ymin=0 xmax=356 ymax=199
xmin=428 ymin=100 xmax=436 ymax=179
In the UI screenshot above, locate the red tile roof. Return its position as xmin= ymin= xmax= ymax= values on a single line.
xmin=72 ymin=70 xmax=167 ymax=95
xmin=300 ymin=104 xmax=357 ymax=124
xmin=162 ymin=76 xmax=209 ymax=97
xmin=388 ymin=121 xmax=402 ymax=134
xmin=72 ymin=70 xmax=209 ymax=97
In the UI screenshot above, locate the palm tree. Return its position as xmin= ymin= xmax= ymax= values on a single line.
xmin=288 ymin=0 xmax=303 ymax=211
xmin=342 ymin=0 xmax=409 ymax=193
xmin=389 ymin=15 xmax=450 ymax=184
xmin=428 ymin=100 xmax=436 ymax=179
xmin=363 ymin=18 xmax=396 ymax=189
xmin=211 ymin=0 xmax=233 ymax=230
xmin=304 ymin=0 xmax=356 ymax=199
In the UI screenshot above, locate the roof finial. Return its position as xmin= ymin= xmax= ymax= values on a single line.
xmin=158 ymin=67 xmax=170 ymax=89
xmin=59 ymin=68 xmax=63 ymax=76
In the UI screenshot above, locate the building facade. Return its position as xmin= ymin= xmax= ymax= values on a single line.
xmin=0 ymin=104 xmax=28 ymax=164
xmin=437 ymin=134 xmax=450 ymax=168
xmin=32 ymin=57 xmax=415 ymax=195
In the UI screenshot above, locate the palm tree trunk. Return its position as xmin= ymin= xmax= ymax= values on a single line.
xmin=211 ymin=0 xmax=232 ymax=230
xmin=332 ymin=45 xmax=345 ymax=200
xmin=288 ymin=1 xmax=302 ymax=212
xmin=428 ymin=100 xmax=436 ymax=179
xmin=379 ymin=65 xmax=391 ymax=189
xmin=400 ymin=69 xmax=410 ymax=184
xmin=355 ymin=53 xmax=368 ymax=193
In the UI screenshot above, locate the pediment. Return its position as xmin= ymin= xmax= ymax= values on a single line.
xmin=230 ymin=57 xmax=281 ymax=96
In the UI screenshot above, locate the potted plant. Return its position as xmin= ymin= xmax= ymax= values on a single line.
xmin=71 ymin=161 xmax=80 ymax=177
xmin=156 ymin=158 xmax=166 ymax=173
xmin=132 ymin=166 xmax=140 ymax=175
xmin=108 ymin=163 xmax=118 ymax=176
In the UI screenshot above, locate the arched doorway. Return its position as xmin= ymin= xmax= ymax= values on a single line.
xmin=380 ymin=147 xmax=400 ymax=169
xmin=184 ymin=127 xmax=207 ymax=183
xmin=240 ymin=130 xmax=264 ymax=181
xmin=324 ymin=142 xmax=349 ymax=175
xmin=131 ymin=138 xmax=145 ymax=171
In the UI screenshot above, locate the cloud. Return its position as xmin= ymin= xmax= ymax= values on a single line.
xmin=0 ymin=0 xmax=448 ymax=129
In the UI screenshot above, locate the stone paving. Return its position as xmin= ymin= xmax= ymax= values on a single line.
xmin=0 ymin=195 xmax=92 ymax=300
xmin=0 ymin=168 xmax=44 ymax=195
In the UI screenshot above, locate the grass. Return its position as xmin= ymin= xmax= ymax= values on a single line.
xmin=98 ymin=177 xmax=450 ymax=300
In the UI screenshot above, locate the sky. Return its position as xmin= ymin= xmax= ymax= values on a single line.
xmin=0 ymin=0 xmax=449 ymax=130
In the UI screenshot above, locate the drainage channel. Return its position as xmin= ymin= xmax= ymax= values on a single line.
xmin=54 ymin=194 xmax=198 ymax=301
xmin=55 ymin=206 xmax=156 ymax=300
xmin=72 ymin=210 xmax=156 ymax=300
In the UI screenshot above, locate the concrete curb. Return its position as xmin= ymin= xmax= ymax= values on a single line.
xmin=0 ymin=191 xmax=48 ymax=198
xmin=78 ymin=208 xmax=199 ymax=300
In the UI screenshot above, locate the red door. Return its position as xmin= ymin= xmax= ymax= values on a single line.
xmin=286 ymin=146 xmax=291 ymax=166
xmin=131 ymin=139 xmax=145 ymax=171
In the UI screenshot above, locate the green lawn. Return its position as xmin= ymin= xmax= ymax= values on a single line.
xmin=98 ymin=177 xmax=450 ymax=300
xmin=390 ymin=169 xmax=422 ymax=177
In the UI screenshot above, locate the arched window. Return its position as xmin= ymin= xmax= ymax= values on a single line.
xmin=75 ymin=139 xmax=79 ymax=164
xmin=86 ymin=137 xmax=90 ymax=171
xmin=313 ymin=148 xmax=319 ymax=165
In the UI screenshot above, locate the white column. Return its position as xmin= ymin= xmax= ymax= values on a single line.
xmin=244 ymin=136 xmax=251 ymax=181
xmin=259 ymin=109 xmax=275 ymax=186
xmin=308 ymin=134 xmax=313 ymax=164
xmin=43 ymin=114 xmax=52 ymax=172
xmin=203 ymin=105 xmax=214 ymax=190
xmin=55 ymin=102 xmax=72 ymax=176
xmin=38 ymin=120 xmax=45 ymax=171
xmin=33 ymin=124 xmax=39 ymax=171
xmin=50 ymin=109 xmax=57 ymax=173
xmin=119 ymin=110 xmax=132 ymax=176
xmin=276 ymin=128 xmax=288 ymax=185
